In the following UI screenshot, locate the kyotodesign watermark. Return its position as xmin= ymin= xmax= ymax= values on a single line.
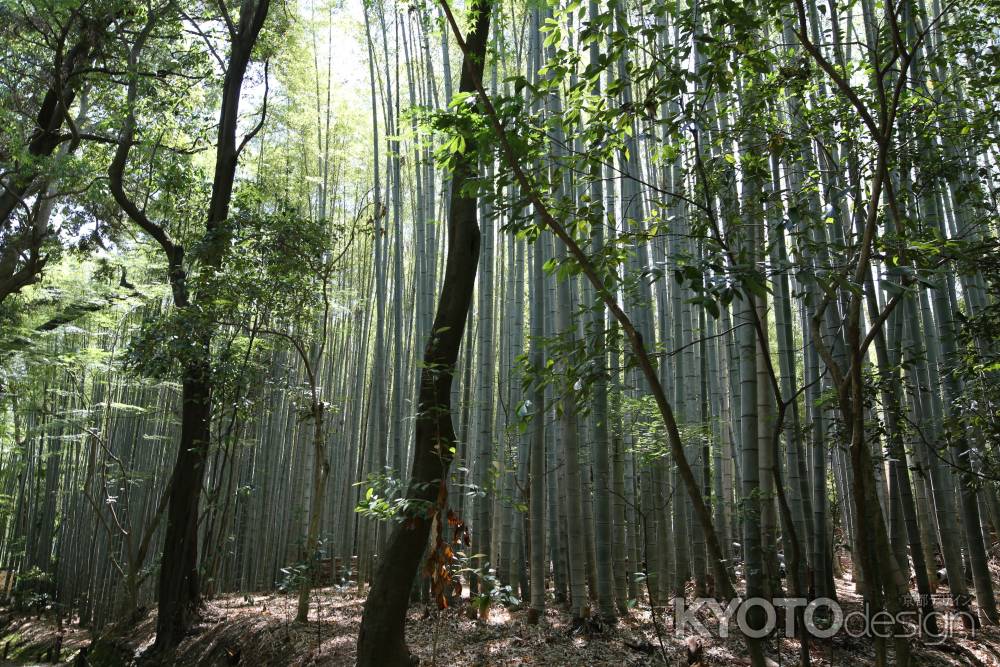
xmin=670 ymin=596 xmax=973 ymax=645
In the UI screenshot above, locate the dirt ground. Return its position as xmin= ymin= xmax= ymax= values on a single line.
xmin=3 ymin=573 xmax=1000 ymax=666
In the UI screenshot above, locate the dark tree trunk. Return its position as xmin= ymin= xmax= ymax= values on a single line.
xmin=150 ymin=0 xmax=270 ymax=645
xmin=356 ymin=3 xmax=490 ymax=664
xmin=103 ymin=0 xmax=271 ymax=654
xmin=152 ymin=370 xmax=212 ymax=649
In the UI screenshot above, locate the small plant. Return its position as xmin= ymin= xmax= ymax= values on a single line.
xmin=277 ymin=563 xmax=309 ymax=594
xmin=423 ymin=482 xmax=470 ymax=610
xmin=354 ymin=469 xmax=413 ymax=522
xmin=467 ymin=565 xmax=520 ymax=614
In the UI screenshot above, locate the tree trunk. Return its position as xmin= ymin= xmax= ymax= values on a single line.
xmin=154 ymin=371 xmax=212 ymax=648
xmin=296 ymin=404 xmax=328 ymax=622
xmin=356 ymin=3 xmax=490 ymax=663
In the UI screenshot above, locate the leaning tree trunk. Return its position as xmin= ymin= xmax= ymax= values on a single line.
xmin=355 ymin=3 xmax=490 ymax=664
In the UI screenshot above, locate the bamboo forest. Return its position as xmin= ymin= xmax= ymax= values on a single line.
xmin=1 ymin=0 xmax=1000 ymax=664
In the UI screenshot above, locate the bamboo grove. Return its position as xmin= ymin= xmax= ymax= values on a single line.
xmin=0 ymin=0 xmax=999 ymax=664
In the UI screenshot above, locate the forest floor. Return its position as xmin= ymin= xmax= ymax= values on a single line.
xmin=3 ymin=573 xmax=1000 ymax=666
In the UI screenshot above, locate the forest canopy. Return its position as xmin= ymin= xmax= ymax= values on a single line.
xmin=1 ymin=0 xmax=1000 ymax=664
